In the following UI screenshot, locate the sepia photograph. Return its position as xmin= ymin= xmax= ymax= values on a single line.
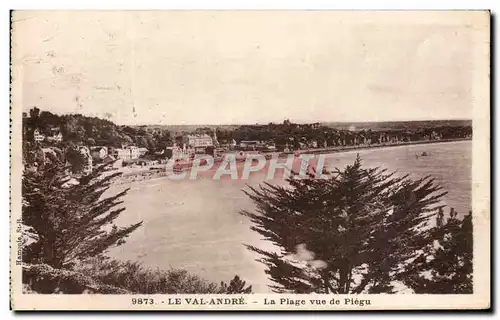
xmin=9 ymin=10 xmax=490 ymax=310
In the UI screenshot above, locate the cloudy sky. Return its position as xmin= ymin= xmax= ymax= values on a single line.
xmin=12 ymin=11 xmax=486 ymax=125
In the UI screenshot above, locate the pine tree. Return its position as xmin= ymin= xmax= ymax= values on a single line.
xmin=241 ymin=155 xmax=451 ymax=293
xmin=401 ymin=208 xmax=473 ymax=293
xmin=219 ymin=276 xmax=253 ymax=294
xmin=22 ymin=152 xmax=142 ymax=269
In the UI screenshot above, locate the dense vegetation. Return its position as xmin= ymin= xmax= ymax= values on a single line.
xmin=222 ymin=120 xmax=472 ymax=149
xmin=24 ymin=107 xmax=172 ymax=152
xmin=242 ymin=156 xmax=472 ymax=294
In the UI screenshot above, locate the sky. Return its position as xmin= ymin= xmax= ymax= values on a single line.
xmin=12 ymin=11 xmax=487 ymax=125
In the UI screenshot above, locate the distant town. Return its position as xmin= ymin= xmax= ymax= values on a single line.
xmin=22 ymin=107 xmax=472 ymax=177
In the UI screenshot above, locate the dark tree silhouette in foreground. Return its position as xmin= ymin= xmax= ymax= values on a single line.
xmin=22 ymin=158 xmax=142 ymax=269
xmin=242 ymin=155 xmax=472 ymax=293
xmin=401 ymin=208 xmax=473 ymax=293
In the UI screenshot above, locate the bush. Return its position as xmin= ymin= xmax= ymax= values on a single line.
xmin=23 ymin=264 xmax=129 ymax=294
xmin=73 ymin=258 xmax=252 ymax=294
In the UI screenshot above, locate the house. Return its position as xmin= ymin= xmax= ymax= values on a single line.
xmin=307 ymin=140 xmax=318 ymax=148
xmin=168 ymin=144 xmax=193 ymax=161
xmin=111 ymin=148 xmax=131 ymax=160
xmin=33 ymin=129 xmax=45 ymax=142
xmin=390 ymin=136 xmax=400 ymax=143
xmin=90 ymin=146 xmax=108 ymax=161
xmin=127 ymin=146 xmax=140 ymax=159
xmin=430 ymin=131 xmax=442 ymax=140
xmin=46 ymin=128 xmax=63 ymax=143
xmin=188 ymin=134 xmax=214 ymax=147
xmin=187 ymin=134 xmax=213 ymax=153
xmin=239 ymin=140 xmax=261 ymax=150
xmin=138 ymin=147 xmax=149 ymax=157
xmin=48 ymin=132 xmax=63 ymax=143
xmin=154 ymin=150 xmax=165 ymax=156
xmin=265 ymin=142 xmax=277 ymax=151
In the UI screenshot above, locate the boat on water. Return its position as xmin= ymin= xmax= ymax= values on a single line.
xmin=416 ymin=151 xmax=429 ymax=159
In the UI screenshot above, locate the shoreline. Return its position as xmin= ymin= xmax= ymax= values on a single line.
xmin=289 ymin=138 xmax=471 ymax=156
xmin=111 ymin=138 xmax=471 ymax=185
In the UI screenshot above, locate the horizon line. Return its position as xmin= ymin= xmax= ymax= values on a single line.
xmin=22 ymin=108 xmax=472 ymax=127
xmin=121 ymin=118 xmax=473 ymax=127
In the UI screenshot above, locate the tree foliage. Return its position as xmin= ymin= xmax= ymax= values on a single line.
xmin=401 ymin=208 xmax=473 ymax=293
xmin=24 ymin=108 xmax=172 ymax=151
xmin=229 ymin=120 xmax=472 ymax=150
xmin=72 ymin=258 xmax=252 ymax=294
xmin=22 ymin=153 xmax=143 ymax=268
xmin=219 ymin=275 xmax=253 ymax=294
xmin=64 ymin=145 xmax=87 ymax=174
xmin=242 ymin=155 xmax=472 ymax=293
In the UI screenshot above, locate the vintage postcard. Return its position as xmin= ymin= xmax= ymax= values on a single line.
xmin=10 ymin=11 xmax=490 ymax=311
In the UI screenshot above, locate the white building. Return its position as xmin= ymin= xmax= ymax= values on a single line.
xmin=168 ymin=144 xmax=194 ymax=161
xmin=46 ymin=132 xmax=63 ymax=143
xmin=187 ymin=134 xmax=213 ymax=148
xmin=187 ymin=134 xmax=214 ymax=153
xmin=430 ymin=131 xmax=442 ymax=140
xmin=266 ymin=142 xmax=277 ymax=151
xmin=112 ymin=148 xmax=131 ymax=160
xmin=308 ymin=140 xmax=318 ymax=148
xmin=46 ymin=128 xmax=63 ymax=143
xmin=240 ymin=141 xmax=260 ymax=149
xmin=33 ymin=129 xmax=45 ymax=142
xmin=127 ymin=146 xmax=140 ymax=159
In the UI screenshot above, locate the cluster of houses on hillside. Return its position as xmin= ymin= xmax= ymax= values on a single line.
xmin=239 ymin=140 xmax=276 ymax=151
xmin=168 ymin=133 xmax=218 ymax=161
xmin=30 ymin=121 xmax=459 ymax=176
xmin=167 ymin=131 xmax=277 ymax=161
xmin=32 ymin=128 xmax=152 ymax=175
